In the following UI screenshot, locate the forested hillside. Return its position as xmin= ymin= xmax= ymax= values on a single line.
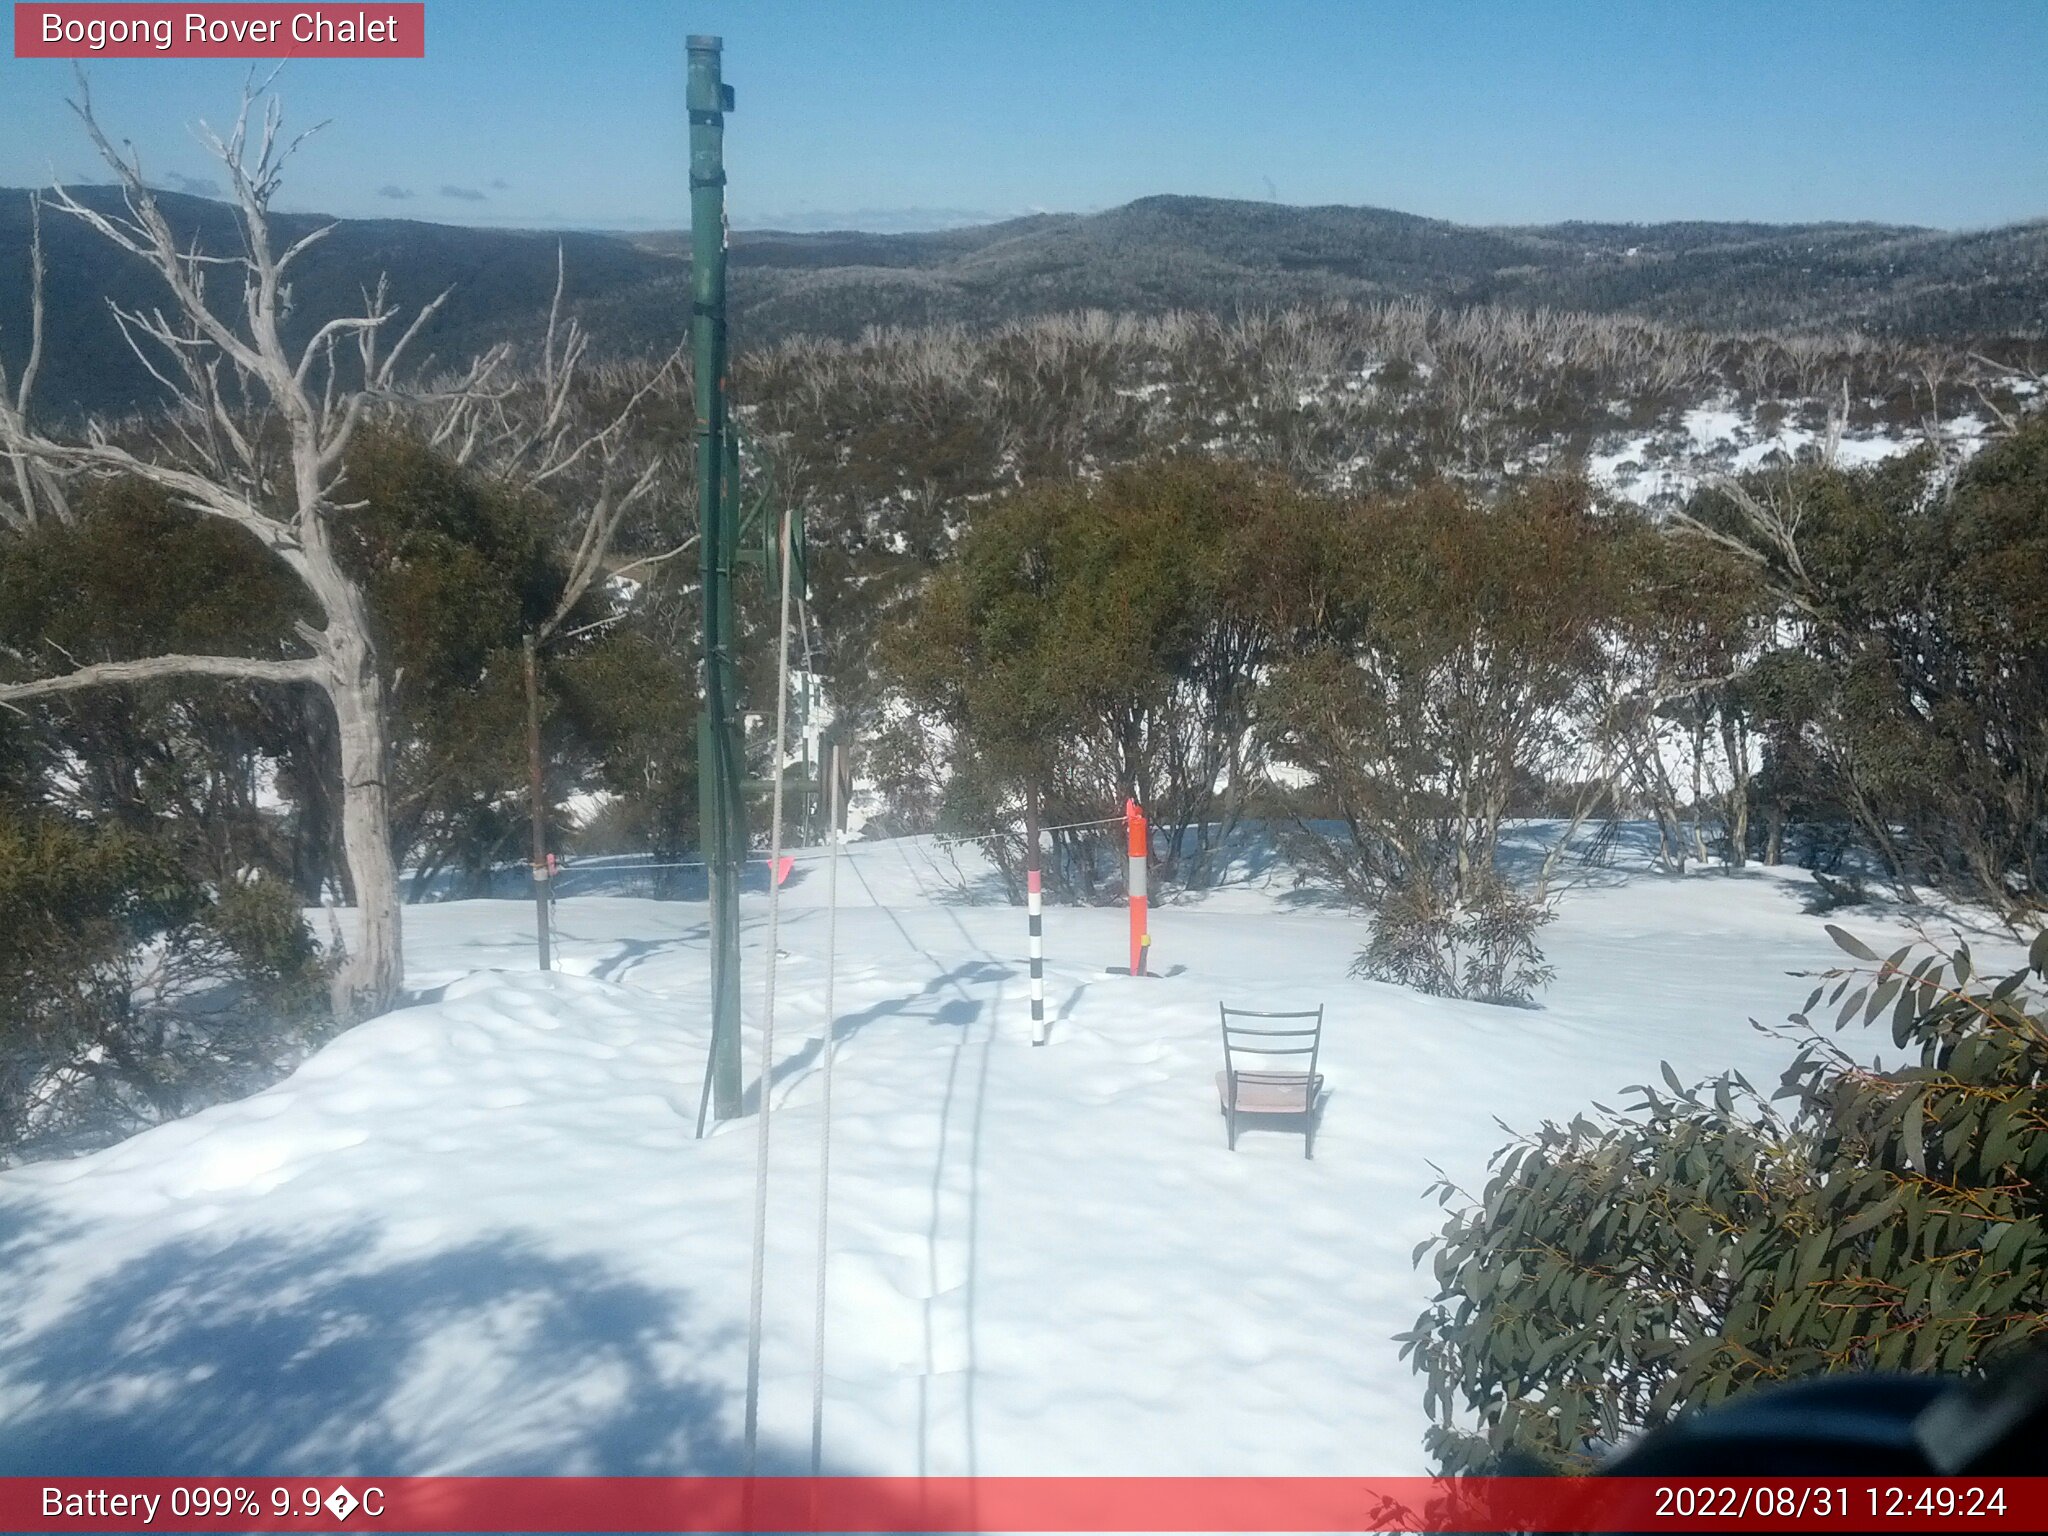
xmin=4 ymin=188 xmax=2042 ymax=420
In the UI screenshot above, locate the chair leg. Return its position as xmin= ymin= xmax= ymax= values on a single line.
xmin=1226 ymin=1103 xmax=1237 ymax=1151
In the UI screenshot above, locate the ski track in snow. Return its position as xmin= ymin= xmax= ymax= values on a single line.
xmin=0 ymin=829 xmax=2024 ymax=1476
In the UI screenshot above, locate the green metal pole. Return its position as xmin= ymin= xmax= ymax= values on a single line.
xmin=690 ymin=34 xmax=744 ymax=1122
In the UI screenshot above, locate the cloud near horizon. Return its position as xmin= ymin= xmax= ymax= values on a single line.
xmin=740 ymin=205 xmax=1007 ymax=233
xmin=377 ymin=184 xmax=414 ymax=200
xmin=158 ymin=171 xmax=220 ymax=197
xmin=439 ymin=184 xmax=487 ymax=202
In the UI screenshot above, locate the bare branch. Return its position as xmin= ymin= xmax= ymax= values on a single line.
xmin=535 ymin=453 xmax=667 ymax=644
xmin=275 ymin=218 xmax=337 ymax=278
xmin=15 ymin=192 xmax=47 ymax=417
xmin=18 ymin=428 xmax=298 ymax=551
xmin=0 ymin=652 xmax=322 ymax=705
xmin=53 ymin=91 xmax=269 ymax=379
xmin=294 ymin=313 xmax=387 ymax=387
xmin=372 ymin=284 xmax=454 ymax=391
xmin=1671 ymin=475 xmax=1830 ymax=631
xmin=602 ymin=533 xmax=699 ymax=589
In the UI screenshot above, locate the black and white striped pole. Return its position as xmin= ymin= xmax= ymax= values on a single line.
xmin=1026 ymin=783 xmax=1046 ymax=1045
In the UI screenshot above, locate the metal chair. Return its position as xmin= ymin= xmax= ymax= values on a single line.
xmin=1216 ymin=1004 xmax=1325 ymax=1158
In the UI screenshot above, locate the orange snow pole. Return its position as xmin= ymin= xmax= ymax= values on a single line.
xmin=1126 ymin=797 xmax=1150 ymax=977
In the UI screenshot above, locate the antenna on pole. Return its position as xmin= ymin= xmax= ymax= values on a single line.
xmin=689 ymin=33 xmax=745 ymax=1124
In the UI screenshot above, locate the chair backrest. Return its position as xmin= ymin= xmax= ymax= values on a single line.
xmin=1219 ymin=1004 xmax=1323 ymax=1080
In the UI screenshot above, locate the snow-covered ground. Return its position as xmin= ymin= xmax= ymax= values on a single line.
xmin=1588 ymin=396 xmax=1988 ymax=510
xmin=0 ymin=830 xmax=2022 ymax=1477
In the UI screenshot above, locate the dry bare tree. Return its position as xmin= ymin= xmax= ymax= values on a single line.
xmin=455 ymin=250 xmax=688 ymax=635
xmin=1968 ymin=349 xmax=2048 ymax=438
xmin=0 ymin=80 xmax=496 ymax=1019
xmin=435 ymin=256 xmax=687 ymax=965
xmin=0 ymin=193 xmax=72 ymax=529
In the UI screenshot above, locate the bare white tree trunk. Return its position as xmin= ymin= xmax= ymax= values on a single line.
xmin=328 ymin=644 xmax=402 ymax=1016
xmin=0 ymin=192 xmax=71 ymax=530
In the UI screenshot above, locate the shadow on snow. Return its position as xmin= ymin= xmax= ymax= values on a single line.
xmin=0 ymin=1220 xmax=819 ymax=1476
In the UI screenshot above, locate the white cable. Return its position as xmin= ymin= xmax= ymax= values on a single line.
xmin=742 ymin=504 xmax=796 ymax=1475
xmin=809 ymin=740 xmax=843 ymax=1475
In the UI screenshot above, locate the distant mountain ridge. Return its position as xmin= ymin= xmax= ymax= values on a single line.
xmin=2 ymin=188 xmax=2041 ymax=420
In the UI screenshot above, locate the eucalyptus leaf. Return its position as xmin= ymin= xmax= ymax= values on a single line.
xmin=1900 ymin=1096 xmax=1926 ymax=1174
xmin=1836 ymin=1191 xmax=1903 ymax=1246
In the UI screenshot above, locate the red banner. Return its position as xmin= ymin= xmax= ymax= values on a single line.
xmin=4 ymin=1477 xmax=2045 ymax=1532
xmin=14 ymin=4 xmax=424 ymax=58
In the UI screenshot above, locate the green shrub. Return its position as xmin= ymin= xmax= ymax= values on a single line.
xmin=1399 ymin=925 xmax=2048 ymax=1472
xmin=1354 ymin=875 xmax=1556 ymax=1006
xmin=0 ymin=812 xmax=329 ymax=1164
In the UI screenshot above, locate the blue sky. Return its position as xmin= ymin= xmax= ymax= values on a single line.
xmin=3 ymin=0 xmax=2044 ymax=232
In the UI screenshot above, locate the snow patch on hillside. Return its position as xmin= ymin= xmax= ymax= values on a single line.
xmin=1588 ymin=396 xmax=1989 ymax=510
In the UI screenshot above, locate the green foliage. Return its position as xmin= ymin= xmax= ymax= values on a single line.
xmin=0 ymin=474 xmax=313 ymax=659
xmin=0 ymin=476 xmax=314 ymax=885
xmin=335 ymin=427 xmax=555 ymax=886
xmin=881 ymin=457 xmax=1312 ymax=891
xmin=2 ymin=424 xmax=688 ymax=931
xmin=0 ymin=811 xmax=328 ymax=1164
xmin=881 ymin=458 xmax=1629 ymax=989
xmin=1353 ymin=875 xmax=1556 ymax=1006
xmin=336 ymin=427 xmax=697 ymax=888
xmin=0 ymin=424 xmax=706 ymax=1158
xmin=1401 ymin=929 xmax=2048 ymax=1473
xmin=553 ymin=630 xmax=698 ymax=858
xmin=2 ymin=437 xmax=560 ymax=900
xmin=1266 ymin=478 xmax=1628 ymax=998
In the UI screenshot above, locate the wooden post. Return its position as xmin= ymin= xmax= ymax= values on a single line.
xmin=523 ymin=632 xmax=551 ymax=972
xmin=1026 ymin=782 xmax=1045 ymax=1045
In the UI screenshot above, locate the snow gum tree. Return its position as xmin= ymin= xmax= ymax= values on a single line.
xmin=1675 ymin=419 xmax=2048 ymax=915
xmin=1261 ymin=477 xmax=1630 ymax=1003
xmin=878 ymin=458 xmax=1311 ymax=895
xmin=0 ymin=84 xmax=501 ymax=1019
xmin=0 ymin=83 xmax=610 ymax=1024
xmin=0 ymin=820 xmax=331 ymax=1166
xmin=1596 ymin=523 xmax=1775 ymax=876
